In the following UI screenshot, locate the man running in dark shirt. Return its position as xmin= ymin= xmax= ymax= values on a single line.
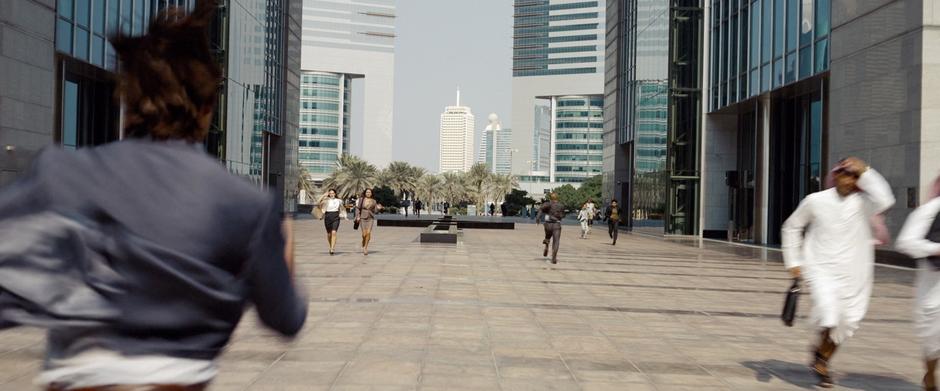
xmin=536 ymin=193 xmax=566 ymax=264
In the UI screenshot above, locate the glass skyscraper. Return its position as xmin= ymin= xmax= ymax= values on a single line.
xmin=708 ymin=0 xmax=830 ymax=111
xmin=511 ymin=0 xmax=605 ymax=192
xmin=0 ymin=0 xmax=301 ymax=210
xmin=553 ymin=96 xmax=604 ymax=183
xmin=700 ymin=0 xmax=829 ymax=244
xmin=299 ymin=71 xmax=351 ymax=180
xmin=300 ymin=0 xmax=396 ymax=168
xmin=512 ymin=1 xmax=603 ymax=77
xmin=603 ymin=0 xmax=671 ymax=231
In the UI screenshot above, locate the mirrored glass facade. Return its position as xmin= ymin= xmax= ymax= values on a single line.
xmin=709 ymin=0 xmax=830 ymax=112
xmin=53 ymin=0 xmax=194 ymax=154
xmin=632 ymin=81 xmax=668 ymax=223
xmin=55 ymin=0 xmax=187 ymax=71
xmin=210 ymin=0 xmax=292 ymax=189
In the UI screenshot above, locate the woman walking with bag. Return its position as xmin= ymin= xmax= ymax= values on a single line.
xmin=319 ymin=189 xmax=342 ymax=255
xmin=355 ymin=188 xmax=383 ymax=255
xmin=896 ymin=176 xmax=940 ymax=391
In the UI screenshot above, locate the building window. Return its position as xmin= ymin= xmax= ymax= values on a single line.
xmin=62 ymin=81 xmax=80 ymax=150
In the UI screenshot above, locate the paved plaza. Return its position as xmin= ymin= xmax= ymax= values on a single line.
xmin=0 ymin=219 xmax=926 ymax=390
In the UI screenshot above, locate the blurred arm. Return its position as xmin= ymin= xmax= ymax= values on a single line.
xmin=246 ymin=197 xmax=307 ymax=337
xmin=781 ymin=197 xmax=814 ymax=270
xmin=897 ymin=198 xmax=940 ymax=259
xmin=856 ymin=168 xmax=896 ymax=214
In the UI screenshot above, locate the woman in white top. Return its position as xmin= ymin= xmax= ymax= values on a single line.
xmin=895 ymin=176 xmax=940 ymax=391
xmin=320 ymin=189 xmax=343 ymax=255
xmin=781 ymin=157 xmax=895 ymax=388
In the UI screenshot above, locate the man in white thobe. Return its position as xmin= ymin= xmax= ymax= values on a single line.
xmin=782 ymin=157 xmax=895 ymax=388
xmin=895 ymin=176 xmax=940 ymax=391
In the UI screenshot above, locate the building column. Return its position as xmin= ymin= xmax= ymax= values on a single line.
xmin=549 ymin=96 xmax=557 ymax=183
xmin=757 ymin=95 xmax=771 ymax=244
xmin=337 ymin=73 xmax=346 ymax=159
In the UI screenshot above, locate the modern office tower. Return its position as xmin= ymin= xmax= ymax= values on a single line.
xmin=510 ymin=0 xmax=606 ymax=191
xmin=552 ymin=95 xmax=604 ymax=183
xmin=478 ymin=114 xmax=496 ymax=169
xmin=0 ymin=0 xmax=300 ymax=210
xmin=298 ymin=71 xmax=352 ymax=182
xmin=699 ymin=0 xmax=829 ymax=244
xmin=479 ymin=113 xmax=514 ymax=175
xmin=603 ymin=0 xmax=670 ymax=231
xmin=603 ymin=0 xmax=940 ymax=244
xmin=493 ymin=126 xmax=514 ymax=175
xmin=300 ymin=0 xmax=396 ymax=169
xmin=439 ymin=91 xmax=475 ymax=173
xmin=532 ymin=105 xmax=552 ymax=172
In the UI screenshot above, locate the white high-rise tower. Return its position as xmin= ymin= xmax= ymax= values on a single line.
xmin=439 ymin=90 xmax=475 ymax=173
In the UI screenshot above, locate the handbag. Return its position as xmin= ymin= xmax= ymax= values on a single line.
xmin=353 ymin=198 xmax=363 ymax=230
xmin=312 ymin=205 xmax=324 ymax=220
xmin=781 ymin=278 xmax=801 ymax=327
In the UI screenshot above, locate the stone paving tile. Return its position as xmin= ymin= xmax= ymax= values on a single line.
xmin=0 ymin=219 xmax=928 ymax=390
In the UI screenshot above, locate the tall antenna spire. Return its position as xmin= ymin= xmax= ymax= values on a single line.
xmin=456 ymin=87 xmax=461 ymax=106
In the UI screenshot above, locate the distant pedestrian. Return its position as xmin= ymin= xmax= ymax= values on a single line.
xmin=578 ymin=204 xmax=590 ymax=239
xmin=319 ymin=188 xmax=343 ymax=255
xmin=781 ymin=157 xmax=894 ymax=388
xmin=443 ymin=201 xmax=450 ymax=215
xmin=414 ymin=199 xmax=422 ymax=218
xmin=605 ymin=199 xmax=622 ymax=245
xmin=489 ymin=202 xmax=496 ymax=216
xmin=0 ymin=4 xmax=307 ymax=389
xmin=501 ymin=202 xmax=508 ymax=217
xmin=894 ymin=175 xmax=940 ymax=391
xmin=402 ymin=198 xmax=410 ymax=217
xmin=536 ymin=193 xmax=565 ymax=264
xmin=355 ymin=188 xmax=383 ymax=256
xmin=585 ymin=198 xmax=597 ymax=228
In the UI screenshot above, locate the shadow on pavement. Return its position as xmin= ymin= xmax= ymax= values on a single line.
xmin=740 ymin=360 xmax=920 ymax=390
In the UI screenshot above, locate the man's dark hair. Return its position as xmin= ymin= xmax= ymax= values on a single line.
xmin=110 ymin=1 xmax=221 ymax=142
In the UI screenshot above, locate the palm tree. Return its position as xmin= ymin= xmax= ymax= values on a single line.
xmin=296 ymin=166 xmax=319 ymax=205
xmin=440 ymin=171 xmax=467 ymax=207
xmin=415 ymin=174 xmax=442 ymax=210
xmin=323 ymin=154 xmax=379 ymax=199
xmin=486 ymin=173 xmax=517 ymax=205
xmin=466 ymin=163 xmax=491 ymax=215
xmin=409 ymin=166 xmax=428 ymax=199
xmin=381 ymin=161 xmax=420 ymax=200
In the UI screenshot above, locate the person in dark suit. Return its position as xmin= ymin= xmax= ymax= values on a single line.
xmin=0 ymin=4 xmax=306 ymax=389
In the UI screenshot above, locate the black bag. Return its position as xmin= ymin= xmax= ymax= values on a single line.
xmin=353 ymin=198 xmax=362 ymax=230
xmin=781 ymin=278 xmax=801 ymax=327
xmin=926 ymin=210 xmax=940 ymax=269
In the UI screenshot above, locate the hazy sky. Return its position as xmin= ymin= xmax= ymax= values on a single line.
xmin=391 ymin=0 xmax=513 ymax=172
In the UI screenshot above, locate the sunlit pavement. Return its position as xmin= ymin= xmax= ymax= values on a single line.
xmin=0 ymin=219 xmax=924 ymax=390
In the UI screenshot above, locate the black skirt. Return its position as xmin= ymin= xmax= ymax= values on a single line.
xmin=324 ymin=211 xmax=340 ymax=231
